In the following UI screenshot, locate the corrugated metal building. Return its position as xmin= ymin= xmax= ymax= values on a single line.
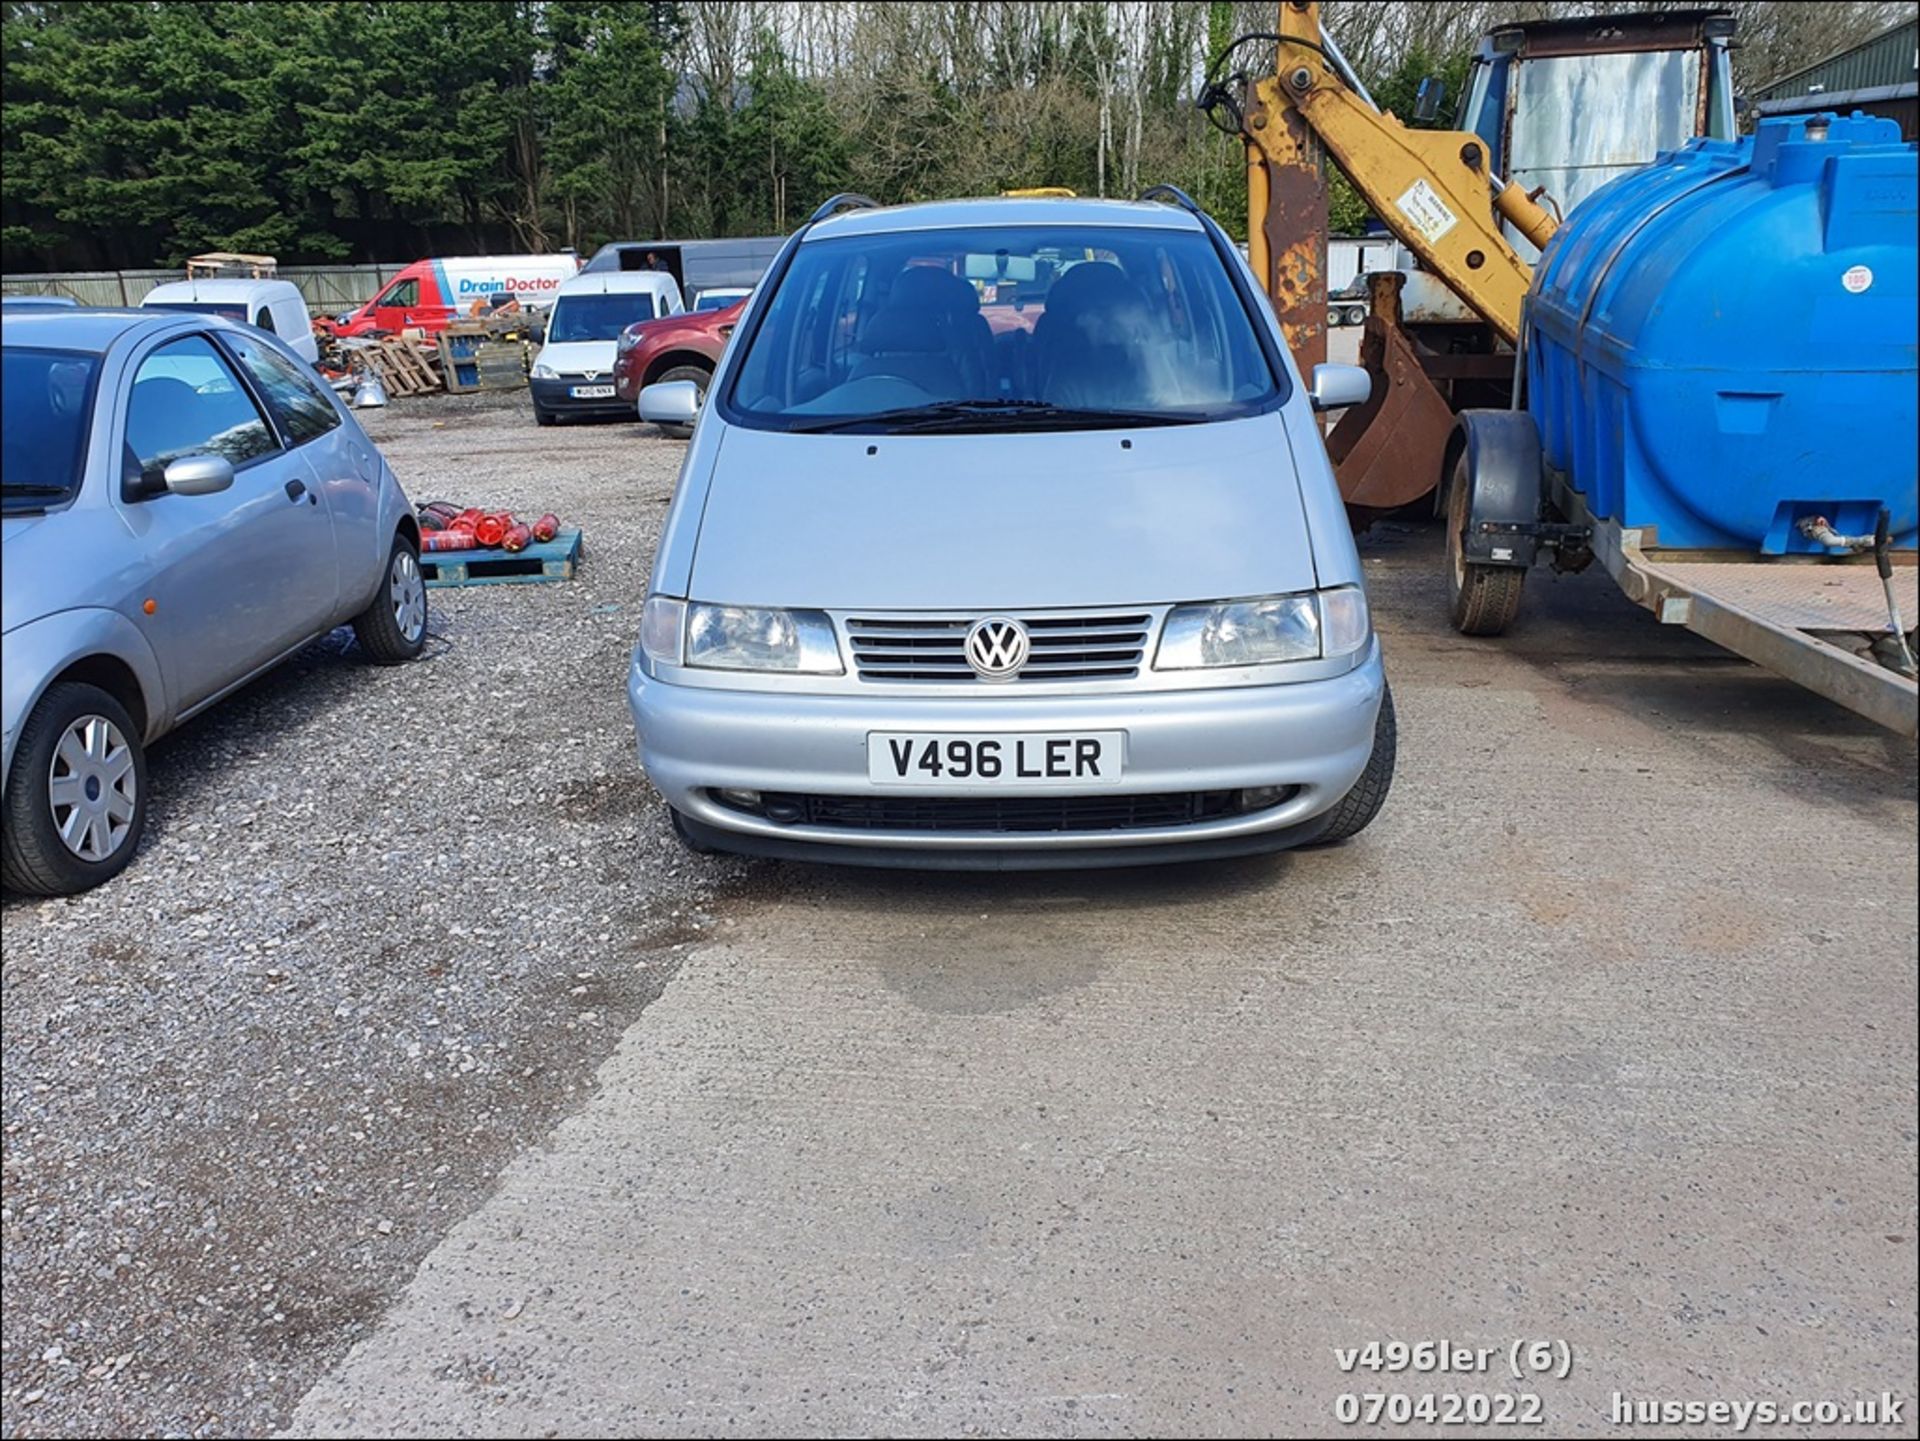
xmin=1751 ymin=18 xmax=1918 ymax=138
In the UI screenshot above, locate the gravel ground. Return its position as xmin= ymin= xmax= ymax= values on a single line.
xmin=0 ymin=391 xmax=771 ymax=1438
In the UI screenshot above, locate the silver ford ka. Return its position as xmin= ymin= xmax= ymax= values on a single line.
xmin=3 ymin=309 xmax=425 ymax=894
xmin=631 ymin=191 xmax=1392 ymax=869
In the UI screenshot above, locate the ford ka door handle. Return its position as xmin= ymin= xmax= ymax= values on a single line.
xmin=285 ymin=478 xmax=315 ymax=505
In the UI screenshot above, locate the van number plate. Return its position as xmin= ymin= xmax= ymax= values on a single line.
xmin=570 ymin=384 xmax=616 ymax=399
xmin=867 ymin=732 xmax=1124 ymax=786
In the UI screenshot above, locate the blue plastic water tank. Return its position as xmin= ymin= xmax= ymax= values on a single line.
xmin=1527 ymin=113 xmax=1917 ymax=554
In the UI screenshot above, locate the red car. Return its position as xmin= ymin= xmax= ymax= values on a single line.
xmin=613 ymin=300 xmax=743 ymax=434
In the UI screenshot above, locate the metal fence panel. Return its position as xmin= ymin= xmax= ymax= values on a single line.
xmin=2 ymin=263 xmax=406 ymax=314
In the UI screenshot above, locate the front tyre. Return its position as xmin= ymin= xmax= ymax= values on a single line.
xmin=353 ymin=533 xmax=429 ymax=665
xmin=1306 ymin=685 xmax=1396 ymax=846
xmin=2 ymin=682 xmax=148 ymax=895
xmin=668 ymin=805 xmax=718 ymax=854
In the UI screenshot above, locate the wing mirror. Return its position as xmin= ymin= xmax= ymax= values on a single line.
xmin=638 ymin=379 xmax=702 ymax=427
xmin=162 ymin=454 xmax=236 ymax=496
xmin=1308 ymin=363 xmax=1372 ymax=412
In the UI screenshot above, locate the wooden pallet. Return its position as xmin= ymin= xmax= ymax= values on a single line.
xmin=421 ymin=529 xmax=582 ymax=588
xmin=348 ymin=336 xmax=442 ymax=396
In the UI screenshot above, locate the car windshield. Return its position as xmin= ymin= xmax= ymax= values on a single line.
xmin=1 ymin=346 xmax=100 ymax=511
xmin=724 ymin=223 xmax=1282 ymax=433
xmin=694 ymin=291 xmax=746 ymax=312
xmin=144 ymin=300 xmax=249 ymax=322
xmin=548 ymin=292 xmax=663 ymax=342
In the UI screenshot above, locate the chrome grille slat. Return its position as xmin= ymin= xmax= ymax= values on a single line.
xmin=844 ymin=608 xmax=1154 ymax=684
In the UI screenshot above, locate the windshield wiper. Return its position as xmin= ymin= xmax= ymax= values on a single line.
xmin=786 ymin=399 xmax=1205 ymax=435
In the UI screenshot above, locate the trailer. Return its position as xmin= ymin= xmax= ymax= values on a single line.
xmin=1446 ymin=115 xmax=1918 ymax=736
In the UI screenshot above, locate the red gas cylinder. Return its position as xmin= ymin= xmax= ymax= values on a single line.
xmin=531 ymin=513 xmax=560 ymax=543
xmin=472 ymin=512 xmax=510 ymax=547
xmin=421 ymin=530 xmax=476 ymax=552
xmin=500 ymin=522 xmax=533 ymax=553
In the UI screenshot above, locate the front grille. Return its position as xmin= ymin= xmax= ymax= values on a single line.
xmin=730 ymin=789 xmax=1292 ymax=834
xmin=844 ymin=610 xmax=1152 ymax=682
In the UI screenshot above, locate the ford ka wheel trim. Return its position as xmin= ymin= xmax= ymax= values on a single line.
xmin=391 ymin=549 xmax=426 ymax=643
xmin=965 ymin=616 xmax=1030 ymax=681
xmin=47 ymin=715 xmax=137 ymax=862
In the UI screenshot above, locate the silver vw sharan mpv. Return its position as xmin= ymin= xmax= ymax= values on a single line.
xmin=630 ymin=191 xmax=1392 ymax=869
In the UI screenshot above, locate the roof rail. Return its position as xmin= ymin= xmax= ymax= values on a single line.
xmin=1137 ymin=184 xmax=1203 ymax=215
xmin=808 ymin=193 xmax=880 ymax=224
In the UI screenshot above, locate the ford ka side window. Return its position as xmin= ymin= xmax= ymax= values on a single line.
xmin=223 ymin=330 xmax=343 ymax=446
xmin=123 ymin=335 xmax=278 ymax=494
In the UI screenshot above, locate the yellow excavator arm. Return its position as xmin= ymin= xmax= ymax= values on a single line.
xmin=1236 ymin=1 xmax=1558 ymax=351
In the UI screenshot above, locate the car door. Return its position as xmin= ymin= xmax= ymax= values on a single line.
xmin=371 ymin=276 xmax=418 ymax=334
xmin=114 ymin=333 xmax=338 ymax=713
xmin=220 ymin=327 xmax=378 ymax=620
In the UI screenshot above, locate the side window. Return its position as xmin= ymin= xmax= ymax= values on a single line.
xmin=254 ymin=305 xmax=276 ymax=333
xmin=124 ymin=335 xmax=278 ymax=492
xmin=382 ymin=278 xmax=419 ymax=309
xmin=222 ymin=330 xmax=343 ymax=445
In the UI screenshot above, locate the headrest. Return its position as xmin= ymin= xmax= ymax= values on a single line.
xmin=859 ymin=306 xmax=947 ymax=354
xmin=891 ymin=264 xmax=980 ymax=315
xmin=1044 ymin=261 xmax=1138 ymax=317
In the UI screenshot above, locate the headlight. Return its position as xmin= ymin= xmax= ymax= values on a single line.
xmin=639 ymin=595 xmax=686 ymax=663
xmin=616 ymin=329 xmax=642 ymax=354
xmin=1154 ymin=587 xmax=1369 ymax=669
xmin=685 ymin=604 xmax=843 ymax=674
xmin=531 ymin=363 xmax=557 ymax=379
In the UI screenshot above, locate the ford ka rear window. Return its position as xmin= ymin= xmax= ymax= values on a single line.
xmin=724 ymin=224 xmax=1284 ymax=433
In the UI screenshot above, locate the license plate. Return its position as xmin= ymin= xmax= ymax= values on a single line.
xmin=868 ymin=731 xmax=1124 ymax=786
xmin=569 ymin=384 xmax=615 ymax=399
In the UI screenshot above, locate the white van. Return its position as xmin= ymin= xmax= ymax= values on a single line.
xmin=141 ymin=279 xmax=318 ymax=364
xmin=529 ymin=271 xmax=684 ymax=424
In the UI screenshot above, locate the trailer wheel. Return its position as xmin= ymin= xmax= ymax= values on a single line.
xmin=1306 ymin=685 xmax=1396 ymax=846
xmin=1446 ymin=455 xmax=1525 ymax=636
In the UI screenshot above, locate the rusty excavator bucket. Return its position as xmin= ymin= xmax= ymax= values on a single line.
xmin=1325 ymin=272 xmax=1458 ymax=513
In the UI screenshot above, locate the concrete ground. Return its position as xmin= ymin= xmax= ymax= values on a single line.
xmin=293 ymin=473 xmax=1917 ymax=1430
xmin=4 ymin=384 xmax=1914 ymax=1439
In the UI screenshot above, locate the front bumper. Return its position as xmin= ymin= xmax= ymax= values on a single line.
xmin=628 ymin=644 xmax=1385 ymax=867
xmin=530 ymin=376 xmax=635 ymax=418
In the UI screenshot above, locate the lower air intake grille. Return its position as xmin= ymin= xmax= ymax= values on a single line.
xmin=728 ymin=789 xmax=1294 ymax=834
